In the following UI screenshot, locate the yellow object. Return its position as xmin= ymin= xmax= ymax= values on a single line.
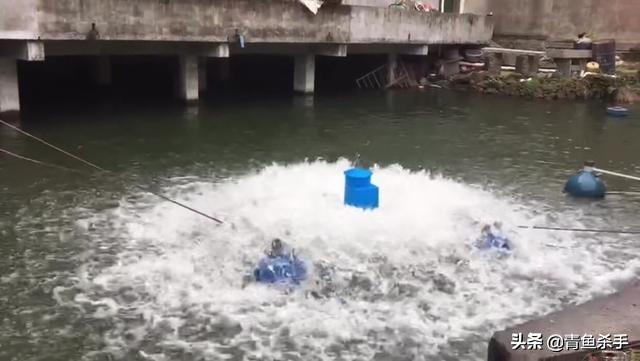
xmin=587 ymin=61 xmax=600 ymax=72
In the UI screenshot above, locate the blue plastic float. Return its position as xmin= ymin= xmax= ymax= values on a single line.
xmin=476 ymin=224 xmax=511 ymax=253
xmin=607 ymin=106 xmax=630 ymax=117
xmin=254 ymin=254 xmax=308 ymax=286
xmin=564 ymin=161 xmax=606 ymax=198
xmin=344 ymin=168 xmax=379 ymax=209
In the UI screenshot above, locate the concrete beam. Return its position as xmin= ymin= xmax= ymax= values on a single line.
xmin=314 ymin=44 xmax=347 ymax=57
xmin=228 ymin=43 xmax=346 ymax=56
xmin=546 ymin=49 xmax=593 ymax=59
xmin=41 ymin=41 xmax=230 ymax=57
xmin=294 ymin=54 xmax=315 ymax=94
xmin=347 ymin=44 xmax=429 ymax=55
xmin=0 ymin=57 xmax=20 ymax=120
xmin=483 ymin=47 xmax=545 ymax=56
xmin=20 ymin=41 xmax=45 ymax=61
xmin=0 ymin=41 xmax=44 ymax=61
xmin=400 ymin=45 xmax=429 ymax=55
xmin=199 ymin=43 xmax=229 ymax=58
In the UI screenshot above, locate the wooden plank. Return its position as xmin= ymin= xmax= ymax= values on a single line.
xmin=546 ymin=48 xmax=592 ymax=59
xmin=482 ymin=47 xmax=545 ymax=56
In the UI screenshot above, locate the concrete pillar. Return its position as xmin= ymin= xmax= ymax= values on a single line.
xmin=486 ymin=53 xmax=503 ymax=75
xmin=388 ymin=53 xmax=398 ymax=85
xmin=92 ymin=56 xmax=112 ymax=86
xmin=515 ymin=55 xmax=531 ymax=76
xmin=293 ymin=54 xmax=315 ymax=94
xmin=0 ymin=58 xmax=20 ymax=121
xmin=198 ymin=58 xmax=207 ymax=92
xmin=439 ymin=48 xmax=461 ymax=78
xmin=529 ymin=55 xmax=540 ymax=74
xmin=515 ymin=55 xmax=541 ymax=77
xmin=556 ymin=59 xmax=572 ymax=78
xmin=178 ymin=55 xmax=199 ymax=103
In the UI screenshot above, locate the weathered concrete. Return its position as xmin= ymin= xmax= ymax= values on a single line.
xmin=488 ymin=0 xmax=640 ymax=49
xmin=514 ymin=55 xmax=539 ymax=77
xmin=315 ymin=44 xmax=348 ymax=57
xmin=342 ymin=0 xmax=440 ymax=9
xmin=439 ymin=47 xmax=461 ymax=77
xmin=462 ymin=0 xmax=490 ymax=15
xmin=1 ymin=0 xmax=493 ymax=46
xmin=349 ymin=9 xmax=493 ymax=44
xmin=0 ymin=0 xmax=493 ymax=104
xmin=488 ymin=280 xmax=640 ymax=361
xmin=347 ymin=44 xmax=429 ymax=55
xmin=554 ymin=59 xmax=572 ymax=79
xmin=229 ymin=43 xmax=347 ymax=57
xmin=0 ymin=41 xmax=45 ymax=61
xmin=387 ymin=53 xmax=398 ymax=84
xmin=40 ymin=41 xmax=230 ymax=58
xmin=178 ymin=55 xmax=199 ymax=103
xmin=0 ymin=58 xmax=20 ymax=120
xmin=0 ymin=0 xmax=39 ymax=40
xmin=546 ymin=49 xmax=592 ymax=59
xmin=294 ymin=54 xmax=315 ymax=94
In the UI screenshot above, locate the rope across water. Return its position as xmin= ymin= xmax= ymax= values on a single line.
xmin=0 ymin=118 xmax=225 ymax=224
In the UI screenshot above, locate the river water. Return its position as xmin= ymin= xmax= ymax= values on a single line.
xmin=1 ymin=90 xmax=640 ymax=361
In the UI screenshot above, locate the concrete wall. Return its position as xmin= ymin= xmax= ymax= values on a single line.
xmin=545 ymin=0 xmax=640 ymax=42
xmin=343 ymin=0 xmax=440 ymax=9
xmin=35 ymin=0 xmax=352 ymax=43
xmin=350 ymin=9 xmax=493 ymax=44
xmin=0 ymin=0 xmax=39 ymax=39
xmin=489 ymin=0 xmax=640 ymax=44
xmin=460 ymin=0 xmax=490 ymax=15
xmin=489 ymin=0 xmax=550 ymax=38
xmin=1 ymin=0 xmax=493 ymax=45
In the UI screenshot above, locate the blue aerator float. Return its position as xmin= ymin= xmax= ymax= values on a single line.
xmin=476 ymin=223 xmax=511 ymax=254
xmin=253 ymin=254 xmax=308 ymax=286
xmin=564 ymin=161 xmax=606 ymax=198
xmin=344 ymin=168 xmax=379 ymax=209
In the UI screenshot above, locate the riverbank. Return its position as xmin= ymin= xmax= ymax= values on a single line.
xmin=444 ymin=70 xmax=640 ymax=103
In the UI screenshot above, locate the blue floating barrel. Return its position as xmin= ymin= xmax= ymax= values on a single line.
xmin=344 ymin=168 xmax=379 ymax=209
xmin=607 ymin=106 xmax=629 ymax=117
xmin=564 ymin=161 xmax=606 ymax=198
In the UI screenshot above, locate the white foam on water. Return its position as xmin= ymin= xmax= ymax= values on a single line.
xmin=71 ymin=159 xmax=640 ymax=360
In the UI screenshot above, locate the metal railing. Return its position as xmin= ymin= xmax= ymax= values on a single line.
xmin=355 ymin=61 xmax=415 ymax=89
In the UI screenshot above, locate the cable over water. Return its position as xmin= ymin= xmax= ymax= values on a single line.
xmin=0 ymin=147 xmax=85 ymax=174
xmin=0 ymin=118 xmax=225 ymax=224
xmin=594 ymin=167 xmax=640 ymax=182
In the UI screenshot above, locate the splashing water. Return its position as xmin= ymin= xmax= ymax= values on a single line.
xmin=67 ymin=160 xmax=640 ymax=361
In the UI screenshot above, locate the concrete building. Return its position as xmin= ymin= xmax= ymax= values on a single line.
xmin=0 ymin=0 xmax=493 ymax=120
xmin=485 ymin=0 xmax=640 ymax=51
